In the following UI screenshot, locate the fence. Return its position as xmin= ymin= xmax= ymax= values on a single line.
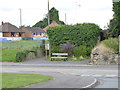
xmin=1 ymin=40 xmax=43 ymax=49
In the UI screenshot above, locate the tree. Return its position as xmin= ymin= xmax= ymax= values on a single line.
xmin=33 ymin=7 xmax=65 ymax=28
xmin=108 ymin=1 xmax=120 ymax=38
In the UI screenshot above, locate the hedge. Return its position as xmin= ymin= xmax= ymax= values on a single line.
xmin=47 ymin=23 xmax=102 ymax=50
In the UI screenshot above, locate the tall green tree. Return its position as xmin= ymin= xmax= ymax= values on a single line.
xmin=108 ymin=1 xmax=120 ymax=37
xmin=33 ymin=7 xmax=65 ymax=28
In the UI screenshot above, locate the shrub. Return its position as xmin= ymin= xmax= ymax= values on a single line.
xmin=51 ymin=46 xmax=61 ymax=53
xmin=40 ymin=40 xmax=45 ymax=55
xmin=103 ymin=56 xmax=108 ymax=61
xmin=16 ymin=50 xmax=29 ymax=62
xmin=73 ymin=45 xmax=91 ymax=57
xmin=16 ymin=48 xmax=38 ymax=62
xmin=61 ymin=42 xmax=74 ymax=56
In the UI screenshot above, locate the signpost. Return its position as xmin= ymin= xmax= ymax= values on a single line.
xmin=45 ymin=41 xmax=50 ymax=58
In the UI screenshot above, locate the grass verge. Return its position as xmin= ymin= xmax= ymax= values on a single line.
xmin=2 ymin=73 xmax=53 ymax=88
xmin=101 ymin=38 xmax=118 ymax=54
xmin=1 ymin=49 xmax=25 ymax=62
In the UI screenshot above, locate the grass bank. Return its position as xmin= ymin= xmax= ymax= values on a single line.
xmin=1 ymin=49 xmax=25 ymax=62
xmin=2 ymin=73 xmax=53 ymax=88
xmin=101 ymin=38 xmax=118 ymax=54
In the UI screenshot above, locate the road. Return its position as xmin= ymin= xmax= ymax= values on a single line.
xmin=1 ymin=65 xmax=119 ymax=88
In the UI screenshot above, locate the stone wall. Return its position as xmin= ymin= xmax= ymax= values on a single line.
xmin=91 ymin=54 xmax=119 ymax=65
xmin=25 ymin=48 xmax=43 ymax=60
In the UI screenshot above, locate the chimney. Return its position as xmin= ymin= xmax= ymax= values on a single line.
xmin=1 ymin=21 xmax=4 ymax=25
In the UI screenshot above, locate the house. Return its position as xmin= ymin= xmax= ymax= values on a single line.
xmin=0 ymin=22 xmax=25 ymax=37
xmin=22 ymin=26 xmax=46 ymax=37
xmin=43 ymin=21 xmax=59 ymax=32
xmin=0 ymin=25 xmax=2 ymax=37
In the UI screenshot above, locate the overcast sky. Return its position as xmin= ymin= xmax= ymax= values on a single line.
xmin=0 ymin=0 xmax=114 ymax=29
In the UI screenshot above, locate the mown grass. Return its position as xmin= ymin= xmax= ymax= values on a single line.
xmin=0 ymin=40 xmax=42 ymax=62
xmin=101 ymin=38 xmax=119 ymax=54
xmin=2 ymin=73 xmax=53 ymax=88
xmin=1 ymin=49 xmax=25 ymax=62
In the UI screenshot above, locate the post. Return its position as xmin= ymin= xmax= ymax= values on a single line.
xmin=49 ymin=42 xmax=51 ymax=57
xmin=47 ymin=0 xmax=50 ymax=57
xmin=48 ymin=0 xmax=50 ymax=25
xmin=46 ymin=50 xmax=47 ymax=58
xmin=65 ymin=13 xmax=67 ymax=24
xmin=19 ymin=8 xmax=22 ymax=47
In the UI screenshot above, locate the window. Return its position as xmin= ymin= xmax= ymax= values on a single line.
xmin=32 ymin=33 xmax=35 ymax=35
xmin=11 ymin=32 xmax=14 ymax=37
xmin=19 ymin=32 xmax=21 ymax=37
xmin=36 ymin=33 xmax=38 ymax=35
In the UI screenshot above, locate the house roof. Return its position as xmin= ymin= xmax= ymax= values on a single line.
xmin=43 ymin=21 xmax=58 ymax=32
xmin=25 ymin=27 xmax=45 ymax=33
xmin=1 ymin=22 xmax=23 ymax=33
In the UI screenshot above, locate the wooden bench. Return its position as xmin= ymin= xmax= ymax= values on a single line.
xmin=51 ymin=53 xmax=68 ymax=61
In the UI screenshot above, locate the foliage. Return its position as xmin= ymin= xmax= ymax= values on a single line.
xmin=47 ymin=23 xmax=102 ymax=50
xmin=16 ymin=50 xmax=29 ymax=62
xmin=108 ymin=1 xmax=120 ymax=38
xmin=51 ymin=46 xmax=61 ymax=53
xmin=16 ymin=48 xmax=38 ymax=62
xmin=73 ymin=45 xmax=91 ymax=57
xmin=101 ymin=38 xmax=119 ymax=54
xmin=33 ymin=7 xmax=65 ymax=28
xmin=40 ymin=40 xmax=45 ymax=55
xmin=61 ymin=42 xmax=74 ymax=56
xmin=2 ymin=73 xmax=53 ymax=88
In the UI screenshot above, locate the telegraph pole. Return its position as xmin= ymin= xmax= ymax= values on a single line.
xmin=65 ymin=13 xmax=67 ymax=24
xmin=19 ymin=8 xmax=22 ymax=47
xmin=48 ymin=0 xmax=50 ymax=25
xmin=48 ymin=0 xmax=51 ymax=58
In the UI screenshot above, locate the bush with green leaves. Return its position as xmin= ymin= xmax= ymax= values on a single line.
xmin=47 ymin=23 xmax=102 ymax=50
xmin=16 ymin=48 xmax=38 ymax=62
xmin=73 ymin=45 xmax=91 ymax=57
xmin=51 ymin=46 xmax=61 ymax=53
xmin=16 ymin=50 xmax=29 ymax=62
xmin=40 ymin=40 xmax=45 ymax=55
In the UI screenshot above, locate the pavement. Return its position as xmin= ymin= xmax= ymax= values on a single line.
xmin=1 ymin=57 xmax=119 ymax=88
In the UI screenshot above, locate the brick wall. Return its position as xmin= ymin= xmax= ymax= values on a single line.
xmin=3 ymin=32 xmax=11 ymax=37
xmin=3 ymin=32 xmax=25 ymax=37
xmin=22 ymin=27 xmax=32 ymax=37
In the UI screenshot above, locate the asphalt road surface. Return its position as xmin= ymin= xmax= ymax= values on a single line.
xmin=1 ymin=65 xmax=119 ymax=88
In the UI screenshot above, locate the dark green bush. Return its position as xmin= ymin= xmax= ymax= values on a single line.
xmin=16 ymin=48 xmax=38 ymax=62
xmin=16 ymin=50 xmax=29 ymax=62
xmin=73 ymin=45 xmax=91 ymax=57
xmin=51 ymin=46 xmax=61 ymax=53
xmin=40 ymin=40 xmax=45 ymax=55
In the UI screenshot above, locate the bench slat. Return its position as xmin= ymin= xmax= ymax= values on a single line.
xmin=51 ymin=57 xmax=68 ymax=59
xmin=52 ymin=53 xmax=68 ymax=55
